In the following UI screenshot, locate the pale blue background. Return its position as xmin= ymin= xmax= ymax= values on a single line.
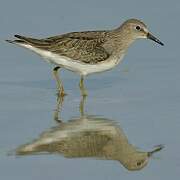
xmin=0 ymin=0 xmax=180 ymax=179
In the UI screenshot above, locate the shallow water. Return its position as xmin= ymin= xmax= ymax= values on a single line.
xmin=0 ymin=0 xmax=180 ymax=179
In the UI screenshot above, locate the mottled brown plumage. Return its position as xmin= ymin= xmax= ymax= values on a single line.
xmin=6 ymin=19 xmax=164 ymax=96
xmin=14 ymin=31 xmax=110 ymax=64
xmin=15 ymin=95 xmax=164 ymax=171
xmin=15 ymin=116 xmax=164 ymax=171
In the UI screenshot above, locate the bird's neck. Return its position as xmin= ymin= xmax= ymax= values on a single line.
xmin=105 ymin=29 xmax=136 ymax=56
xmin=103 ymin=139 xmax=137 ymax=160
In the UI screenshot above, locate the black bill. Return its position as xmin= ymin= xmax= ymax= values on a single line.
xmin=147 ymin=144 xmax=164 ymax=157
xmin=147 ymin=33 xmax=164 ymax=46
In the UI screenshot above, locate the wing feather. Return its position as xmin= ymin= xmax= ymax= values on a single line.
xmin=13 ymin=31 xmax=110 ymax=64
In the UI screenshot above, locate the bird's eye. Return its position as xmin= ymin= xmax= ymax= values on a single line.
xmin=135 ymin=26 xmax=141 ymax=30
xmin=137 ymin=161 xmax=142 ymax=166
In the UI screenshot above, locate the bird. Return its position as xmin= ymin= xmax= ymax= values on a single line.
xmin=15 ymin=114 xmax=164 ymax=171
xmin=15 ymin=96 xmax=164 ymax=171
xmin=6 ymin=19 xmax=164 ymax=96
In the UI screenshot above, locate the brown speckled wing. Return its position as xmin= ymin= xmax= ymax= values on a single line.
xmin=44 ymin=31 xmax=110 ymax=64
xmin=16 ymin=31 xmax=110 ymax=64
xmin=52 ymin=131 xmax=112 ymax=158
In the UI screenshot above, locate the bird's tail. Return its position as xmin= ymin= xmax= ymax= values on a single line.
xmin=6 ymin=34 xmax=47 ymax=46
xmin=15 ymin=142 xmax=43 ymax=156
xmin=6 ymin=35 xmax=29 ymax=45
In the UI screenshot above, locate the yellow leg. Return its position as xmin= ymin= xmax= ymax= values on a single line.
xmin=54 ymin=93 xmax=65 ymax=123
xmin=53 ymin=66 xmax=66 ymax=97
xmin=79 ymin=76 xmax=88 ymax=97
xmin=79 ymin=95 xmax=86 ymax=116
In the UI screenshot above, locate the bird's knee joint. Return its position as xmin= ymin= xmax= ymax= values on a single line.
xmin=53 ymin=66 xmax=60 ymax=72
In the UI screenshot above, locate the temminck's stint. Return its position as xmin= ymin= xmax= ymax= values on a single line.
xmin=16 ymin=111 xmax=164 ymax=170
xmin=6 ymin=19 xmax=164 ymax=96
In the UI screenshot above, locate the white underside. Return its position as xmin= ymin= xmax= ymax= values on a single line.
xmin=18 ymin=44 xmax=125 ymax=76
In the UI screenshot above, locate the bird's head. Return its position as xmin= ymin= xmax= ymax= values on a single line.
xmin=121 ymin=152 xmax=149 ymax=171
xmin=119 ymin=19 xmax=164 ymax=46
xmin=120 ymin=144 xmax=164 ymax=171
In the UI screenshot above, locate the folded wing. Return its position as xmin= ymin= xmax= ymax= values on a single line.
xmin=9 ymin=31 xmax=110 ymax=64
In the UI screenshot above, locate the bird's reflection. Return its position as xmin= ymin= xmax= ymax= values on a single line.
xmin=16 ymin=96 xmax=163 ymax=171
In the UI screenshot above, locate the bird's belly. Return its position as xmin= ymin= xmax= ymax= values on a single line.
xmin=51 ymin=54 xmax=125 ymax=76
xmin=21 ymin=44 xmax=125 ymax=76
xmin=46 ymin=53 xmax=125 ymax=76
